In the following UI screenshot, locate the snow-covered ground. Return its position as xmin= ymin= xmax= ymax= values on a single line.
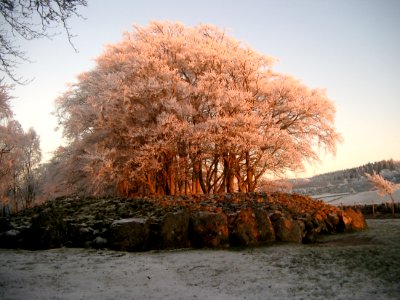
xmin=1 ymin=219 xmax=399 ymax=300
xmin=313 ymin=189 xmax=400 ymax=206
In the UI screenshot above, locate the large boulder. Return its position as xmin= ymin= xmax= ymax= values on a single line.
xmin=254 ymin=208 xmax=276 ymax=243
xmin=0 ymin=217 xmax=11 ymax=232
xmin=270 ymin=213 xmax=302 ymax=243
xmin=109 ymin=218 xmax=152 ymax=251
xmin=27 ymin=208 xmax=67 ymax=249
xmin=64 ymin=222 xmax=96 ymax=247
xmin=340 ymin=208 xmax=367 ymax=232
xmin=299 ymin=216 xmax=317 ymax=244
xmin=189 ymin=212 xmax=229 ymax=248
xmin=91 ymin=236 xmax=108 ymax=248
xmin=156 ymin=211 xmax=190 ymax=249
xmin=325 ymin=212 xmax=341 ymax=232
xmin=0 ymin=229 xmax=22 ymax=248
xmin=228 ymin=208 xmax=275 ymax=247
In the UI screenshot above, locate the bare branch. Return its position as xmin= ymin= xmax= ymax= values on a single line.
xmin=0 ymin=0 xmax=87 ymax=83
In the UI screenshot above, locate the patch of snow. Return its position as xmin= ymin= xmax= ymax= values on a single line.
xmin=318 ymin=190 xmax=400 ymax=206
xmin=0 ymin=219 xmax=399 ymax=299
xmin=112 ymin=218 xmax=147 ymax=225
xmin=5 ymin=229 xmax=20 ymax=237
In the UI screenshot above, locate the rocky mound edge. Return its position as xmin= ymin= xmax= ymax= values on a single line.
xmin=0 ymin=193 xmax=367 ymax=251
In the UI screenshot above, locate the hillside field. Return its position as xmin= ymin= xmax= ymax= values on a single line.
xmin=315 ymin=190 xmax=400 ymax=206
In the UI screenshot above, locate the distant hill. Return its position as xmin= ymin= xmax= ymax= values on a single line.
xmin=292 ymin=159 xmax=400 ymax=195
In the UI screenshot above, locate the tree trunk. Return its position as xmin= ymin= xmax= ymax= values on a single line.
xmin=165 ymin=161 xmax=175 ymax=195
xmin=198 ymin=160 xmax=207 ymax=194
xmin=192 ymin=160 xmax=201 ymax=194
xmin=235 ymin=171 xmax=246 ymax=192
xmin=246 ymin=152 xmax=254 ymax=192
xmin=147 ymin=174 xmax=156 ymax=194
xmin=213 ymin=159 xmax=219 ymax=193
xmin=223 ymin=153 xmax=235 ymax=193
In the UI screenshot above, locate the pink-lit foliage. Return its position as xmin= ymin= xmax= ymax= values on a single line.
xmin=0 ymin=83 xmax=41 ymax=212
xmin=55 ymin=21 xmax=341 ymax=197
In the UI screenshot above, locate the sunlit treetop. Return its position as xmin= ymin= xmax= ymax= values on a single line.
xmin=55 ymin=21 xmax=341 ymax=196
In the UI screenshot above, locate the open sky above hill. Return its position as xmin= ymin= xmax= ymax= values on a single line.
xmin=7 ymin=0 xmax=400 ymax=178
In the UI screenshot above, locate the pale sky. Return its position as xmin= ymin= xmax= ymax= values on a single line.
xmin=7 ymin=0 xmax=400 ymax=178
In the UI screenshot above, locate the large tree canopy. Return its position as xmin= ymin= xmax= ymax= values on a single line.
xmin=55 ymin=21 xmax=341 ymax=196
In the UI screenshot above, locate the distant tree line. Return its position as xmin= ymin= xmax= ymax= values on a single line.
xmin=357 ymin=159 xmax=398 ymax=176
xmin=292 ymin=159 xmax=400 ymax=195
xmin=320 ymin=159 xmax=399 ymax=183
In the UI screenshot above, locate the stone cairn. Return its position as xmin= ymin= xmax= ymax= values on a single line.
xmin=0 ymin=193 xmax=367 ymax=251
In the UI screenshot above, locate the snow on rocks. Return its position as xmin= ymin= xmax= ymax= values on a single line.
xmin=110 ymin=218 xmax=152 ymax=251
xmin=0 ymin=193 xmax=367 ymax=251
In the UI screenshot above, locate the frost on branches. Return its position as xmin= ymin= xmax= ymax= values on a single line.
xmin=0 ymin=82 xmax=41 ymax=213
xmin=365 ymin=171 xmax=399 ymax=200
xmin=55 ymin=21 xmax=341 ymax=197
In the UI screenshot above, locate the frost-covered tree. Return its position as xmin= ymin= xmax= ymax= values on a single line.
xmin=0 ymin=82 xmax=15 ymax=188
xmin=37 ymin=144 xmax=103 ymax=201
xmin=365 ymin=171 xmax=399 ymax=198
xmin=19 ymin=128 xmax=41 ymax=207
xmin=56 ymin=21 xmax=341 ymax=196
xmin=366 ymin=171 xmax=399 ymax=216
xmin=0 ymin=82 xmax=12 ymax=119
xmin=0 ymin=123 xmax=41 ymax=212
xmin=0 ymin=83 xmax=41 ymax=213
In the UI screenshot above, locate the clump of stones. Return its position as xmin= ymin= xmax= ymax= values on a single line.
xmin=0 ymin=193 xmax=367 ymax=251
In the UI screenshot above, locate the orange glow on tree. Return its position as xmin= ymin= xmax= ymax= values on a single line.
xmin=54 ymin=21 xmax=341 ymax=196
